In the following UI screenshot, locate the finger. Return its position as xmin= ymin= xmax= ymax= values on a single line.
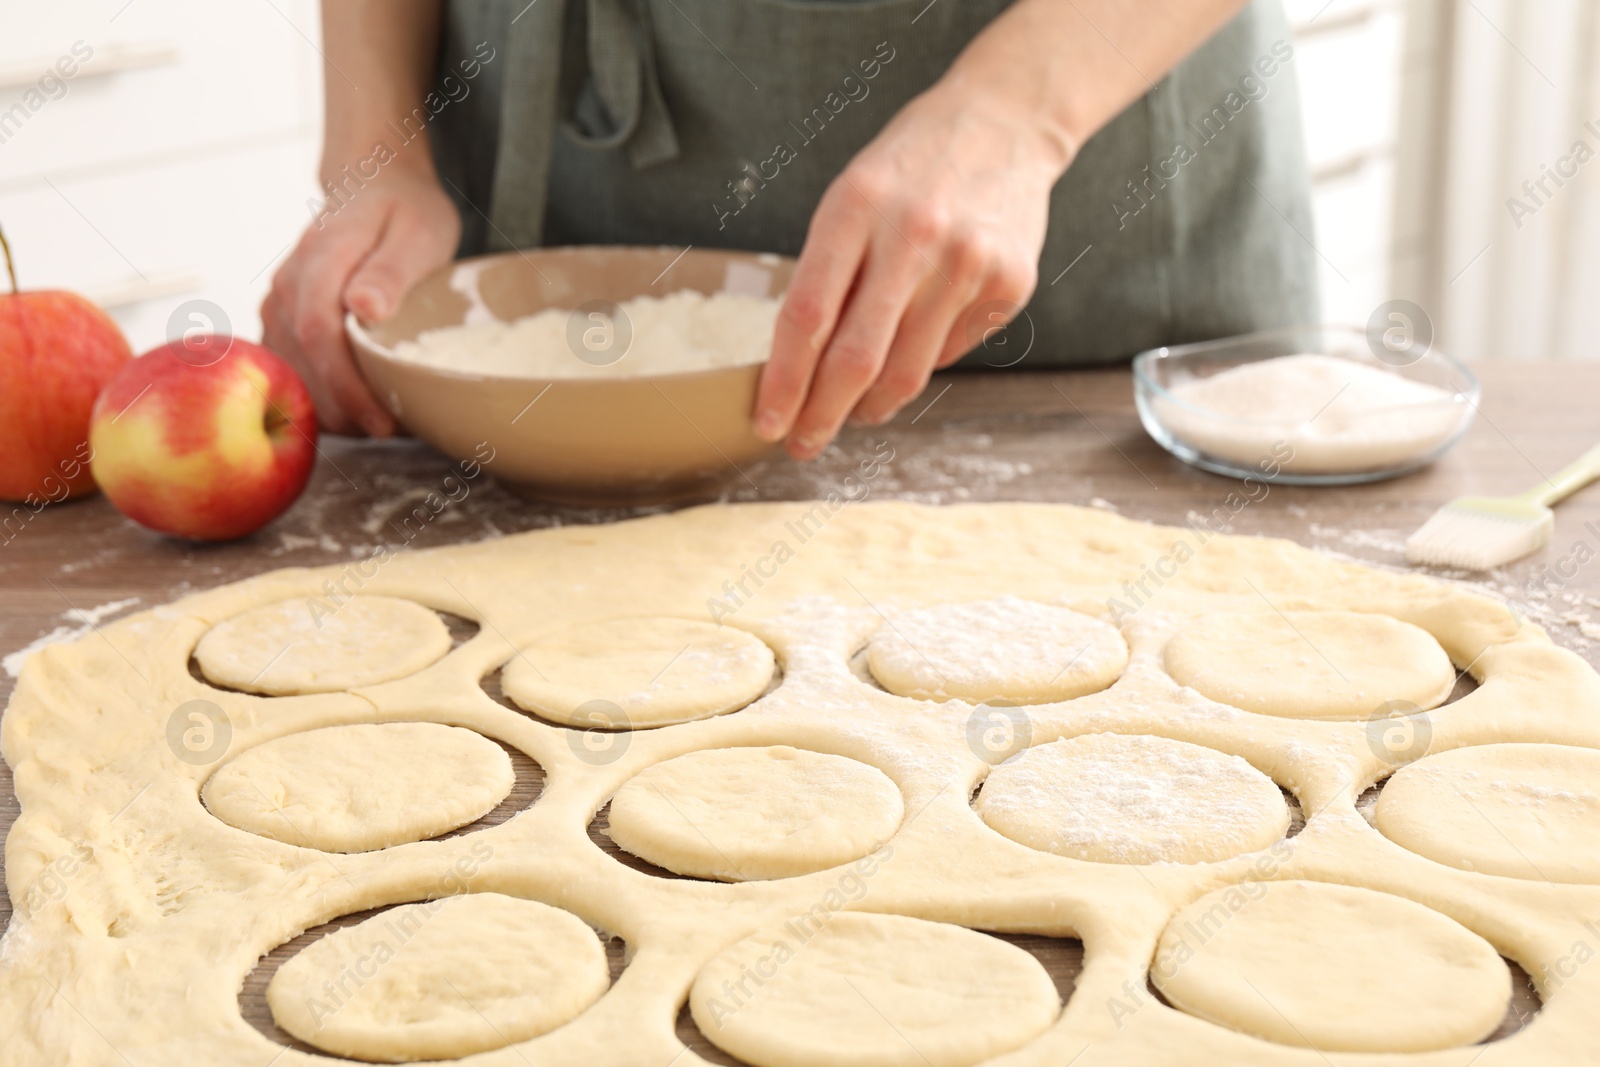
xmin=851 ymin=270 xmax=980 ymax=426
xmin=786 ymin=238 xmax=926 ymax=459
xmin=935 ymin=332 xmax=974 ymax=369
xmin=260 ymin=244 xmax=304 ymax=360
xmin=292 ymin=227 xmax=395 ymax=438
xmin=344 ymin=205 xmax=457 ymax=323
xmin=934 ymin=265 xmax=1038 ymax=370
xmin=262 ymin=257 xmax=354 ymax=434
xmin=753 ymin=185 xmax=872 ymax=442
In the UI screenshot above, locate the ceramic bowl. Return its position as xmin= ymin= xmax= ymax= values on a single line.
xmin=347 ymin=245 xmax=793 ymax=505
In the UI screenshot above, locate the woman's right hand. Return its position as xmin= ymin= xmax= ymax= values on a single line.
xmin=261 ymin=168 xmax=460 ymax=436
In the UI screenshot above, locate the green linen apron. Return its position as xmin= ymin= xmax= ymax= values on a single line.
xmin=430 ymin=0 xmax=1318 ymax=366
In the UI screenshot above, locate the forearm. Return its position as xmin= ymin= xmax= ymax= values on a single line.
xmin=932 ymin=0 xmax=1251 ymax=174
xmin=319 ymin=0 xmax=444 ymax=182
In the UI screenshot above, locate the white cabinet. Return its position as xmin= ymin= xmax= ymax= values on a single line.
xmin=0 ymin=0 xmax=323 ymax=352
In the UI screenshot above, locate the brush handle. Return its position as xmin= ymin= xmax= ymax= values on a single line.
xmin=1525 ymin=440 xmax=1600 ymax=507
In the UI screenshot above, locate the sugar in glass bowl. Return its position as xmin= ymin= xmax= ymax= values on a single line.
xmin=1132 ymin=325 xmax=1479 ymax=485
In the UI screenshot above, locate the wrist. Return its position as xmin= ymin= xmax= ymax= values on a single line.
xmin=318 ymin=130 xmax=439 ymax=194
xmin=921 ymin=72 xmax=1078 ymax=180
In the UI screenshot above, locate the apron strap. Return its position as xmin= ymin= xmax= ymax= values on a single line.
xmin=560 ymin=0 xmax=681 ymax=168
xmin=485 ymin=0 xmax=679 ymax=252
xmin=486 ymin=1 xmax=564 ymax=251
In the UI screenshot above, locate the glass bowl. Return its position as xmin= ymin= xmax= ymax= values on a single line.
xmin=1131 ymin=325 xmax=1480 ymax=485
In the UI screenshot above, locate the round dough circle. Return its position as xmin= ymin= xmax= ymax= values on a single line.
xmin=608 ymin=746 xmax=903 ymax=880
xmin=977 ymin=733 xmax=1289 ymax=864
xmin=202 ymin=722 xmax=515 ymax=853
xmin=194 ymin=595 xmax=452 ymax=695
xmin=502 ymin=616 xmax=775 ymax=727
xmin=268 ymin=893 xmax=608 ymax=1061
xmin=866 ymin=596 xmax=1127 ymax=704
xmin=690 ymin=912 xmax=1059 ymax=1067
xmin=1153 ymin=880 xmax=1509 ymax=1052
xmin=1163 ymin=610 xmax=1454 ymax=720
xmin=1376 ymin=742 xmax=1600 ymax=882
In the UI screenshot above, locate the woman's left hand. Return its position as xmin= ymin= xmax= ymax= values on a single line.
xmin=753 ymin=83 xmax=1073 ymax=460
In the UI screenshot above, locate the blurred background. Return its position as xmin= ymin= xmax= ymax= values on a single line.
xmin=1 ymin=0 xmax=1595 ymax=361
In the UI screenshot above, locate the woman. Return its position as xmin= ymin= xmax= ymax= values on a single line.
xmin=263 ymin=0 xmax=1314 ymax=460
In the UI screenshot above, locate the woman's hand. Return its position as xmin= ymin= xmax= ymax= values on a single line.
xmin=261 ymin=169 xmax=460 ymax=436
xmin=754 ymin=0 xmax=1250 ymax=460
xmin=753 ymin=85 xmax=1073 ymax=459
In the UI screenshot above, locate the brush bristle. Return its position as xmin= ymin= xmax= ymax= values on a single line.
xmin=1405 ymin=504 xmax=1550 ymax=571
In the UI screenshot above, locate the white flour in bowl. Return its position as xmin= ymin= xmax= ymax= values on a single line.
xmin=1157 ymin=353 xmax=1465 ymax=474
xmin=391 ymin=289 xmax=780 ymax=379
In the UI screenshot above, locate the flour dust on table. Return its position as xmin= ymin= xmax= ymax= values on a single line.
xmin=3 ymin=502 xmax=1598 ymax=1066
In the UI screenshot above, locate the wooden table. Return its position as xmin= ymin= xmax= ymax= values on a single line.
xmin=2 ymin=362 xmax=1593 ymax=1032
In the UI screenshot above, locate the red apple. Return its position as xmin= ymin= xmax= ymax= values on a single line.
xmin=0 ymin=224 xmax=133 ymax=502
xmin=89 ymin=335 xmax=318 ymax=540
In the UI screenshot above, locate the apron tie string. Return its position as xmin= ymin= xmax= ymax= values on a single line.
xmin=558 ymin=0 xmax=680 ymax=168
xmin=485 ymin=0 xmax=679 ymax=250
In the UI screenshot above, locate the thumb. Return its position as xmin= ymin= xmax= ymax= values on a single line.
xmin=344 ymin=212 xmax=454 ymax=323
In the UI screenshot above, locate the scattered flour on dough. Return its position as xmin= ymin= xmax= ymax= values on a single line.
xmin=978 ymin=733 xmax=1289 ymax=865
xmin=1158 ymin=353 xmax=1464 ymax=473
xmin=3 ymin=598 xmax=141 ymax=678
xmin=1406 ymin=763 xmax=1600 ymax=809
xmin=391 ymin=289 xmax=780 ymax=378
xmin=868 ymin=596 xmax=1125 ymax=703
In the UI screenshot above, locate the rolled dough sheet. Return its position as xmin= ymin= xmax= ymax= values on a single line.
xmin=2 ymin=501 xmax=1596 ymax=1067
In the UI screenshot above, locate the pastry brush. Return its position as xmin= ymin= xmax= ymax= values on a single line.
xmin=1406 ymin=441 xmax=1600 ymax=570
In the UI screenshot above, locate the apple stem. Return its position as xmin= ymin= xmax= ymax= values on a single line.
xmin=0 ymin=223 xmax=16 ymax=296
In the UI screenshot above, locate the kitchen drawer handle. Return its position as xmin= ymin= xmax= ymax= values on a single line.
xmin=85 ymin=269 xmax=202 ymax=311
xmin=0 ymin=40 xmax=181 ymax=90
